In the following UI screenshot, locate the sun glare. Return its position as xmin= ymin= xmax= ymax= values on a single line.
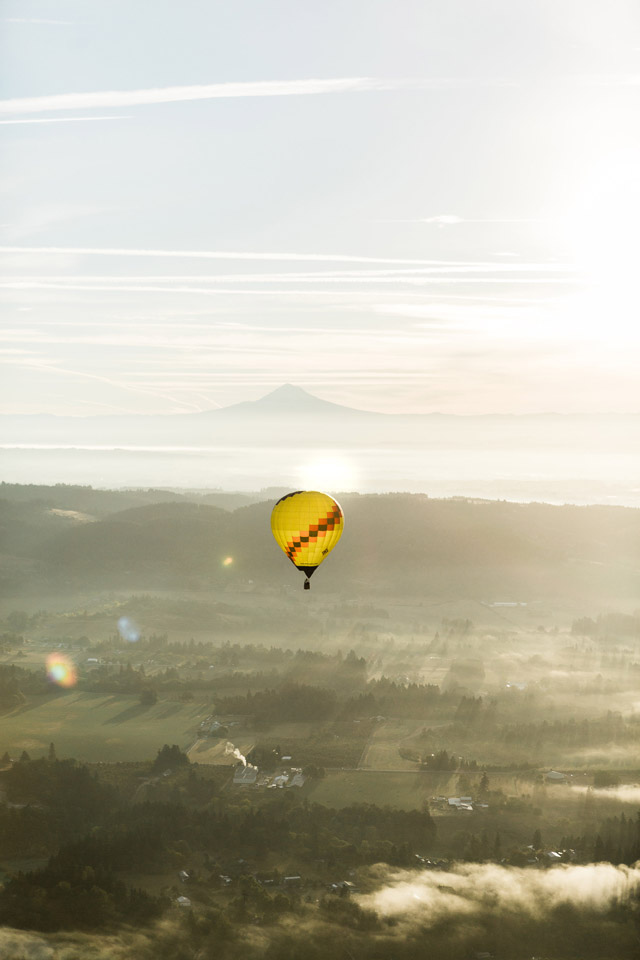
xmin=297 ymin=455 xmax=358 ymax=492
xmin=565 ymin=150 xmax=640 ymax=342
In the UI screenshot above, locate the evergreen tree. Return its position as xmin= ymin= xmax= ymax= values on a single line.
xmin=493 ymin=831 xmax=502 ymax=859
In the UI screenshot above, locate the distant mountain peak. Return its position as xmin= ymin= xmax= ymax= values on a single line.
xmin=215 ymin=383 xmax=376 ymax=417
xmin=248 ymin=383 xmax=343 ymax=413
xmin=259 ymin=384 xmax=311 ymax=402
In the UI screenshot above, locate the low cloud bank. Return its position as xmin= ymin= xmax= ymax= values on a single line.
xmin=0 ymin=930 xmax=53 ymax=960
xmin=571 ymin=783 xmax=640 ymax=804
xmin=358 ymin=861 xmax=640 ymax=923
xmin=0 ymin=928 xmax=150 ymax=960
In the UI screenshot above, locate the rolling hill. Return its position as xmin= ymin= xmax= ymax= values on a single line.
xmin=1 ymin=486 xmax=639 ymax=601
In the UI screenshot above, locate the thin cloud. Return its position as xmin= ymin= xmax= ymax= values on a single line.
xmin=0 ymin=280 xmax=577 ymax=298
xmin=0 ymin=76 xmax=512 ymax=116
xmin=0 ymin=116 xmax=131 ymax=125
xmin=0 ymin=263 xmax=574 ymax=280
xmin=379 ymin=215 xmax=550 ymax=224
xmin=0 ymin=78 xmax=405 ymax=116
xmin=0 ymin=246 xmax=576 ymax=270
xmin=0 ymin=355 xmax=201 ymax=411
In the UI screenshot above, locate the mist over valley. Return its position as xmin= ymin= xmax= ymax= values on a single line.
xmin=1 ymin=482 xmax=640 ymax=958
xmin=2 ymin=386 xmax=639 ymax=506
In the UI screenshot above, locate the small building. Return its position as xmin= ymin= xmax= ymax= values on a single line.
xmin=545 ymin=770 xmax=566 ymax=783
xmin=288 ymin=773 xmax=306 ymax=788
xmin=200 ymin=720 xmax=225 ymax=736
xmin=234 ymin=765 xmax=258 ymax=785
xmin=178 ymin=870 xmax=190 ymax=882
xmin=176 ymin=896 xmax=191 ymax=908
xmin=284 ymin=875 xmax=302 ymax=885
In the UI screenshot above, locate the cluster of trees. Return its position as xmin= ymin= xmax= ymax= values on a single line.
xmin=248 ymin=720 xmax=372 ymax=769
xmin=215 ymin=682 xmax=338 ymax=724
xmin=454 ymin=695 xmax=496 ymax=727
xmin=1 ymin=745 xmax=639 ymax=960
xmin=421 ymin=702 xmax=640 ymax=756
xmin=214 ymin=676 xmax=455 ymax=729
xmin=151 ymin=744 xmax=190 ymax=773
xmin=0 ymin=792 xmax=436 ymax=933
xmin=0 ymin=861 xmax=163 ymax=931
xmin=419 ymin=749 xmax=480 ymax=771
xmin=1 ymin=755 xmax=117 ymax=853
xmin=561 ymin=811 xmax=640 ymax=866
xmin=0 ymin=663 xmax=50 ymax=708
xmin=500 ymin=713 xmax=640 ymax=749
xmin=572 ymin=611 xmax=640 ymax=637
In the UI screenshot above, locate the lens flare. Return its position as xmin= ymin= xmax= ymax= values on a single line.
xmin=223 ymin=557 xmax=234 ymax=566
xmin=117 ymin=616 xmax=140 ymax=643
xmin=46 ymin=653 xmax=77 ymax=688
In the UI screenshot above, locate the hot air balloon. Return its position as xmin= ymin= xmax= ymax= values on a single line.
xmin=271 ymin=490 xmax=343 ymax=589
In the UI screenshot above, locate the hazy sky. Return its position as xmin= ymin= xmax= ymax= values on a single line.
xmin=2 ymin=1 xmax=640 ymax=416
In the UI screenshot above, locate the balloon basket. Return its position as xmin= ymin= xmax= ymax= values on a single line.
xmin=304 ymin=579 xmax=310 ymax=590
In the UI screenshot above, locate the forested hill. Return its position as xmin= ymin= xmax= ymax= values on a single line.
xmin=1 ymin=485 xmax=639 ymax=599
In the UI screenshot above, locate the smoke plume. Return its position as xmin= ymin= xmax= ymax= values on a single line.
xmin=224 ymin=741 xmax=254 ymax=767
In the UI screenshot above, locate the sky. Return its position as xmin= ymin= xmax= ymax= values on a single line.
xmin=2 ymin=0 xmax=640 ymax=416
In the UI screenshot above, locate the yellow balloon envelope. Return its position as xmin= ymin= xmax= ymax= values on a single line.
xmin=271 ymin=490 xmax=343 ymax=588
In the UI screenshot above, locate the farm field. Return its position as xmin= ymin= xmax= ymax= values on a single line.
xmin=302 ymin=768 xmax=556 ymax=811
xmin=304 ymin=769 xmax=435 ymax=810
xmin=359 ymin=718 xmax=423 ymax=770
xmin=188 ymin=737 xmax=255 ymax=765
xmin=0 ymin=693 xmax=207 ymax=762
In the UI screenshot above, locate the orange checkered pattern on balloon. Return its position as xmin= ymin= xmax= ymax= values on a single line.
xmin=285 ymin=504 xmax=343 ymax=561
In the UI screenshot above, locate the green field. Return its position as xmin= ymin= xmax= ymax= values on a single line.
xmin=359 ymin=718 xmax=424 ymax=770
xmin=304 ymin=769 xmax=435 ymax=809
xmin=302 ymin=768 xmax=540 ymax=810
xmin=0 ymin=693 xmax=208 ymax=762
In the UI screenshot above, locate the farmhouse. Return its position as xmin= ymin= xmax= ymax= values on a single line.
xmin=545 ymin=770 xmax=567 ymax=783
xmin=234 ymin=765 xmax=258 ymax=785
